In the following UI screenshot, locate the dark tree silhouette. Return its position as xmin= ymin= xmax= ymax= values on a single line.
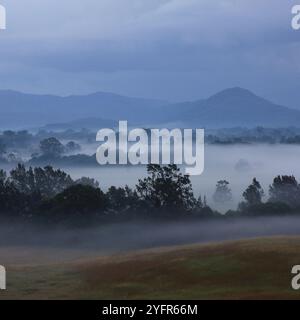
xmin=10 ymin=164 xmax=73 ymax=197
xmin=136 ymin=164 xmax=196 ymax=212
xmin=107 ymin=185 xmax=139 ymax=213
xmin=65 ymin=141 xmax=81 ymax=153
xmin=40 ymin=137 xmax=64 ymax=157
xmin=0 ymin=140 xmax=6 ymax=157
xmin=269 ymin=175 xmax=300 ymax=207
xmin=43 ymin=184 xmax=108 ymax=218
xmin=74 ymin=177 xmax=99 ymax=189
xmin=243 ymin=178 xmax=264 ymax=206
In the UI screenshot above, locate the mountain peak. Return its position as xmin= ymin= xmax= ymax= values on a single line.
xmin=209 ymin=87 xmax=258 ymax=101
xmin=168 ymin=87 xmax=300 ymax=128
xmin=0 ymin=89 xmax=23 ymax=95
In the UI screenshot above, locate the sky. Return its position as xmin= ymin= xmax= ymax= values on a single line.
xmin=0 ymin=0 xmax=300 ymax=107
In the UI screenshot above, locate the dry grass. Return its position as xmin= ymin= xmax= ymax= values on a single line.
xmin=1 ymin=236 xmax=300 ymax=299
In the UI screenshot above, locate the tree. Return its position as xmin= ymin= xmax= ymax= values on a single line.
xmin=9 ymin=164 xmax=36 ymax=195
xmin=203 ymin=195 xmax=208 ymax=207
xmin=75 ymin=177 xmax=99 ymax=188
xmin=40 ymin=137 xmax=64 ymax=157
xmin=106 ymin=185 xmax=139 ymax=212
xmin=191 ymin=194 xmax=219 ymax=219
xmin=0 ymin=169 xmax=7 ymax=187
xmin=196 ymin=195 xmax=204 ymax=209
xmin=0 ymin=168 xmax=37 ymax=217
xmin=33 ymin=166 xmax=73 ymax=197
xmin=269 ymin=175 xmax=300 ymax=207
xmin=65 ymin=141 xmax=81 ymax=153
xmin=0 ymin=139 xmax=6 ymax=157
xmin=136 ymin=164 xmax=196 ymax=213
xmin=243 ymin=178 xmax=264 ymax=206
xmin=10 ymin=164 xmax=73 ymax=198
xmin=213 ymin=180 xmax=232 ymax=204
xmin=43 ymin=184 xmax=108 ymax=218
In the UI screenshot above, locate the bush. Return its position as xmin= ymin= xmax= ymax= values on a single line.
xmin=238 ymin=201 xmax=293 ymax=217
xmin=41 ymin=184 xmax=108 ymax=222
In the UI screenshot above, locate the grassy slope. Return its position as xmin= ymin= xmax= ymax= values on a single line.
xmin=2 ymin=236 xmax=300 ymax=299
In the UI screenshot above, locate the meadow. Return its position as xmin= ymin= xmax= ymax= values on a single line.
xmin=1 ymin=236 xmax=300 ymax=300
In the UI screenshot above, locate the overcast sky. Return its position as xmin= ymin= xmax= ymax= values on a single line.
xmin=0 ymin=0 xmax=300 ymax=107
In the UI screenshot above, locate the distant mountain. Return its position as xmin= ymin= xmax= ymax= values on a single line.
xmin=0 ymin=90 xmax=166 ymax=129
xmin=1 ymin=87 xmax=300 ymax=130
xmin=43 ymin=117 xmax=118 ymax=131
xmin=161 ymin=87 xmax=300 ymax=128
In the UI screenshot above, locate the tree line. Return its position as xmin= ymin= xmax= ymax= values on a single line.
xmin=0 ymin=163 xmax=300 ymax=225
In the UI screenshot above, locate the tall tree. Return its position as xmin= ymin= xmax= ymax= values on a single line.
xmin=243 ymin=178 xmax=264 ymax=206
xmin=136 ymin=164 xmax=196 ymax=212
xmin=213 ymin=180 xmax=232 ymax=204
xmin=0 ymin=139 xmax=6 ymax=157
xmin=40 ymin=137 xmax=64 ymax=157
xmin=45 ymin=184 xmax=108 ymax=218
xmin=269 ymin=175 xmax=300 ymax=207
xmin=10 ymin=164 xmax=73 ymax=197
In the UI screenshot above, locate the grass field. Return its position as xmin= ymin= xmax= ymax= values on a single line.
xmin=1 ymin=236 xmax=300 ymax=299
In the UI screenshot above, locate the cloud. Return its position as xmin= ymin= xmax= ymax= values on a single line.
xmin=0 ymin=0 xmax=299 ymax=105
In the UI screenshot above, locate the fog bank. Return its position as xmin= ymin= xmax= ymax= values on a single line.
xmin=1 ymin=217 xmax=300 ymax=259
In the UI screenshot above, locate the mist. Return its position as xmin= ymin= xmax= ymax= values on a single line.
xmin=63 ymin=144 xmax=300 ymax=212
xmin=1 ymin=216 xmax=300 ymax=265
xmin=2 ymin=143 xmax=300 ymax=266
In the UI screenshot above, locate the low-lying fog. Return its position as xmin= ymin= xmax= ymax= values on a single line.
xmin=66 ymin=144 xmax=300 ymax=212
xmin=1 ymin=217 xmax=300 ymax=265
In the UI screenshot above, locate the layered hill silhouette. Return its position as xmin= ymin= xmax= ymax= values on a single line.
xmin=43 ymin=117 xmax=117 ymax=131
xmin=1 ymin=87 xmax=300 ymax=129
xmin=161 ymin=87 xmax=300 ymax=128
xmin=0 ymin=90 xmax=165 ymax=129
